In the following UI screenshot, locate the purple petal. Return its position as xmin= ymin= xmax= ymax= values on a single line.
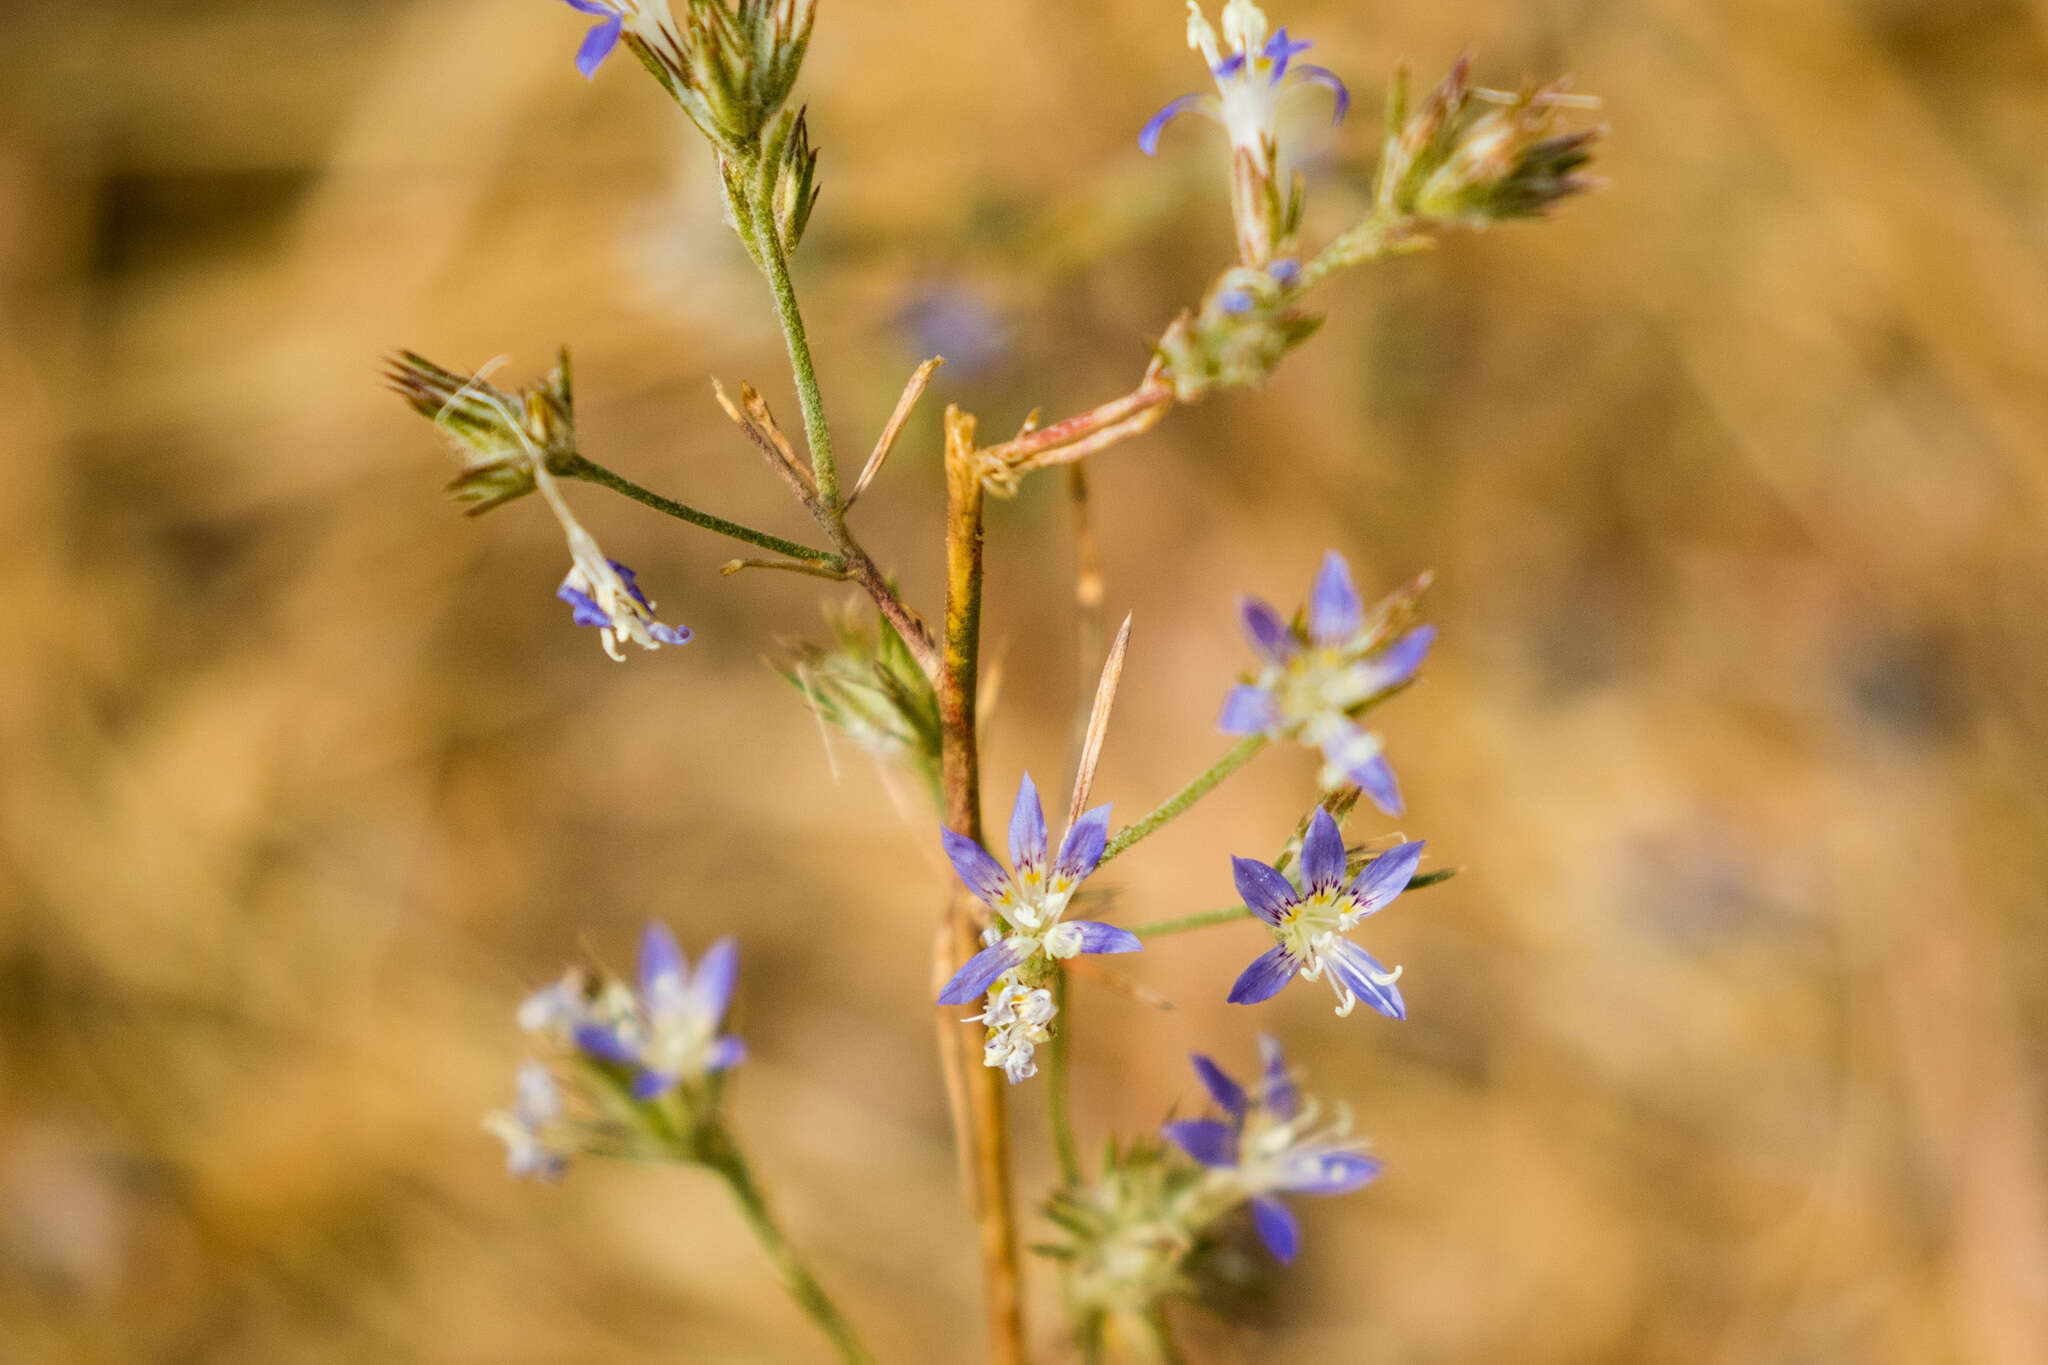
xmin=1347 ymin=748 xmax=1404 ymax=817
xmin=560 ymin=0 xmax=613 ymax=12
xmin=1251 ymin=1196 xmax=1300 ymax=1263
xmin=608 ymin=559 xmax=652 ymax=610
xmin=557 ymin=581 xmax=611 ymax=628
xmin=1190 ymin=1054 xmax=1249 ymax=1118
xmin=573 ymin=1023 xmax=639 ymax=1066
xmin=1327 ymin=940 xmax=1406 ymax=1020
xmin=1286 ymin=63 xmax=1351 ymax=123
xmin=704 ymin=1035 xmax=747 ymax=1073
xmin=1228 ymin=944 xmax=1300 ymax=1005
xmin=691 ymin=934 xmax=740 ymax=1023
xmin=1298 ymin=807 xmax=1347 ymax=892
xmin=1217 ymin=288 xmax=1253 ymax=315
xmin=1238 ymin=596 xmax=1298 ymax=663
xmin=1287 ymin=1151 xmax=1381 ymax=1195
xmin=1161 ymin=1118 xmax=1240 ymax=1168
xmin=1066 ymin=921 xmax=1142 ymax=955
xmin=1308 ymin=551 xmax=1363 ymax=644
xmin=936 ymin=938 xmax=1032 ymax=1006
xmin=1218 ymin=684 xmax=1282 ymax=736
xmin=648 ymin=621 xmax=692 ymax=646
xmin=1138 ymin=92 xmax=1213 ymax=155
xmin=1365 ymin=624 xmax=1435 ymax=691
xmin=1258 ymin=1034 xmax=1300 ymax=1119
xmin=1009 ymin=773 xmax=1048 ymax=871
xmin=640 ymin=921 xmax=686 ymax=1001
xmin=1212 ymin=52 xmax=1247 ymax=77
xmin=1268 ymin=258 xmax=1301 ymax=287
xmin=940 ymin=827 xmax=1012 ymax=906
xmin=574 ymin=14 xmax=623 ymax=80
xmin=1232 ymin=855 xmax=1299 ymax=925
xmin=630 ymin=1067 xmax=678 ymax=1101
xmin=1056 ymin=804 xmax=1112 ymax=882
xmin=1262 ymin=27 xmax=1312 ymax=81
xmin=1348 ymin=841 xmax=1424 ymax=916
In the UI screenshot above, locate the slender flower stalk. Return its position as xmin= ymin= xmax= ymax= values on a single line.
xmin=702 ymin=1130 xmax=878 ymax=1365
xmin=1099 ymin=734 xmax=1268 ymax=867
xmin=560 ymin=453 xmax=839 ymax=565
xmin=1046 ymin=968 xmax=1083 ymax=1184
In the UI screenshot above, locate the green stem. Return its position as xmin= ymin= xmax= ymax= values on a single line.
xmin=1047 ymin=967 xmax=1081 ymax=1185
xmin=705 ymin=1130 xmax=877 ymax=1365
xmin=1130 ymin=869 xmax=1459 ymax=939
xmin=1131 ymin=905 xmax=1252 ymax=940
xmin=1298 ymin=212 xmax=1431 ymax=289
xmin=755 ymin=225 xmax=841 ymax=514
xmin=1098 ymin=735 xmax=1269 ymax=867
xmin=559 ymin=454 xmax=838 ymax=565
xmin=739 ymin=197 xmax=943 ymax=681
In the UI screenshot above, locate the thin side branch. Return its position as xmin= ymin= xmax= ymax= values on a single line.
xmin=558 ymin=454 xmax=838 ymax=565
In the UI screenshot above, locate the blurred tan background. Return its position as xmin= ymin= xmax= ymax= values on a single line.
xmin=5 ymin=0 xmax=2048 ymax=1360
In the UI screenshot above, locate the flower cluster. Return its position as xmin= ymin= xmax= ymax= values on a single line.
xmin=569 ymin=923 xmax=746 ymax=1099
xmin=1042 ymin=1138 xmax=1212 ymax=1332
xmin=1376 ymin=56 xmax=1604 ymax=228
xmin=486 ymin=923 xmax=746 ymax=1179
xmin=969 ymin=981 xmax=1058 ymax=1085
xmin=1229 ymin=806 xmax=1421 ymax=1018
xmin=937 ymin=775 xmax=1142 ymax=1082
xmin=1161 ymin=1038 xmax=1380 ymax=1262
xmin=383 ymin=348 xmax=574 ymax=515
xmin=556 ymin=0 xmax=815 ymax=152
xmin=1042 ymin=1037 xmax=1382 ymax=1339
xmin=385 ymin=349 xmax=691 ymax=659
xmin=427 ymin=0 xmax=1612 ymax=1353
xmin=1220 ymin=550 xmax=1434 ymax=815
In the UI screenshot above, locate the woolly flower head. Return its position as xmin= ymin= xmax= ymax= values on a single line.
xmin=1161 ymin=1037 xmax=1381 ymax=1262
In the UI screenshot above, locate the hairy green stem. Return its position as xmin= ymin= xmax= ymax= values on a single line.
xmin=738 ymin=197 xmax=942 ymax=680
xmin=704 ymin=1130 xmax=877 ymax=1365
xmin=1046 ymin=967 xmax=1081 ymax=1185
xmin=755 ymin=225 xmax=842 ymax=514
xmin=560 ymin=454 xmax=838 ymax=565
xmin=1098 ymin=735 xmax=1269 ymax=867
xmin=1298 ymin=212 xmax=1430 ymax=290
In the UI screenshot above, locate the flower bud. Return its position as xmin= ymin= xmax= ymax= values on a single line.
xmin=779 ymin=602 xmax=943 ymax=801
xmin=602 ymin=0 xmax=817 ymax=153
xmin=1152 ymin=259 xmax=1322 ymax=401
xmin=383 ymin=348 xmax=576 ymax=515
xmin=1375 ymin=57 xmax=1603 ymax=228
